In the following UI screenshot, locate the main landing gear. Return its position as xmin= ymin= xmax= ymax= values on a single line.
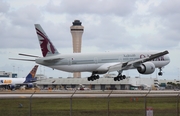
xmin=87 ymin=74 xmax=100 ymax=81
xmin=114 ymin=73 xmax=126 ymax=81
xmin=113 ymin=71 xmax=126 ymax=81
xmin=87 ymin=71 xmax=127 ymax=81
xmin=158 ymin=68 xmax=163 ymax=76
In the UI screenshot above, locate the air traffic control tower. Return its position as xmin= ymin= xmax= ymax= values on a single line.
xmin=70 ymin=20 xmax=84 ymax=78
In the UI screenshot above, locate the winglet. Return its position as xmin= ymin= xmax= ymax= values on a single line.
xmin=24 ymin=65 xmax=39 ymax=83
xmin=34 ymin=24 xmax=59 ymax=57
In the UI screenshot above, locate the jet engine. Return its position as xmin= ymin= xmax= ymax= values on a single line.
xmin=137 ymin=62 xmax=155 ymax=74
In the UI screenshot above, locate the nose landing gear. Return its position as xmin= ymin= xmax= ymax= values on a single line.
xmin=158 ymin=68 xmax=163 ymax=76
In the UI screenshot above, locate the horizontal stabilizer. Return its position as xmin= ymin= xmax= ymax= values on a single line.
xmin=19 ymin=53 xmax=40 ymax=58
xmin=9 ymin=58 xmax=35 ymax=61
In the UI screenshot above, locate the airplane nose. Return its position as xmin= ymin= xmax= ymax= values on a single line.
xmin=165 ymin=55 xmax=170 ymax=64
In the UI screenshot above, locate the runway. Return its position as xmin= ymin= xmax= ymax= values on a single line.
xmin=0 ymin=90 xmax=180 ymax=98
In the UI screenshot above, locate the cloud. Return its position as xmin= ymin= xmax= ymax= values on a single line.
xmin=151 ymin=0 xmax=180 ymax=16
xmin=142 ymin=0 xmax=180 ymax=50
xmin=0 ymin=0 xmax=179 ymax=79
xmin=45 ymin=0 xmax=136 ymax=16
xmin=0 ymin=0 xmax=10 ymax=13
xmin=8 ymin=5 xmax=43 ymax=27
xmin=150 ymin=0 xmax=180 ymax=30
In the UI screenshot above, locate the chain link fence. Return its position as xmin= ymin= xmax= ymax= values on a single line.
xmin=0 ymin=90 xmax=179 ymax=116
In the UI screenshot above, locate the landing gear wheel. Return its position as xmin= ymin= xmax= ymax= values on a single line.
xmin=158 ymin=72 xmax=163 ymax=76
xmin=113 ymin=73 xmax=126 ymax=81
xmin=122 ymin=75 xmax=126 ymax=79
xmin=117 ymin=77 xmax=120 ymax=81
xmin=87 ymin=74 xmax=100 ymax=81
xmin=96 ymin=75 xmax=100 ymax=79
xmin=158 ymin=68 xmax=163 ymax=76
xmin=88 ymin=77 xmax=91 ymax=81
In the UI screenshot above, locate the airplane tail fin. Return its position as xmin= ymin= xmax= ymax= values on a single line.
xmin=34 ymin=24 xmax=59 ymax=57
xmin=24 ymin=65 xmax=39 ymax=83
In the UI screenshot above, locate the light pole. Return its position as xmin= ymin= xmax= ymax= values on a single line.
xmin=13 ymin=65 xmax=15 ymax=73
xmin=178 ymin=68 xmax=180 ymax=81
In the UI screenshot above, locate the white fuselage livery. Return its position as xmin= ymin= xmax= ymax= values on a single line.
xmin=0 ymin=78 xmax=26 ymax=85
xmin=35 ymin=52 xmax=170 ymax=74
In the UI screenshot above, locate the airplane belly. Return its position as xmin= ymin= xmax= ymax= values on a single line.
xmin=52 ymin=64 xmax=101 ymax=72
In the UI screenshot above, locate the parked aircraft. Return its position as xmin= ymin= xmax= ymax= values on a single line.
xmin=0 ymin=65 xmax=38 ymax=90
xmin=10 ymin=24 xmax=170 ymax=81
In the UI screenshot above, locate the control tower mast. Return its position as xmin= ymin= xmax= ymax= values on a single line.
xmin=70 ymin=20 xmax=84 ymax=78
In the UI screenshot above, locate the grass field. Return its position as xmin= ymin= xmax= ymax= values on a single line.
xmin=0 ymin=96 xmax=179 ymax=116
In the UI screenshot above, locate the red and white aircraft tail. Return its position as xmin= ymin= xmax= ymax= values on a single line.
xmin=34 ymin=24 xmax=59 ymax=57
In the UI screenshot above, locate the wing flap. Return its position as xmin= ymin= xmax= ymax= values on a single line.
xmin=108 ymin=63 xmax=123 ymax=72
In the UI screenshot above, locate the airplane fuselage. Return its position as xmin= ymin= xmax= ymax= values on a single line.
xmin=0 ymin=78 xmax=26 ymax=85
xmin=35 ymin=52 xmax=170 ymax=74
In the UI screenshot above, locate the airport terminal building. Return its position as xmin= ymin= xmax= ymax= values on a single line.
xmin=35 ymin=76 xmax=166 ymax=90
xmin=0 ymin=70 xmax=174 ymax=90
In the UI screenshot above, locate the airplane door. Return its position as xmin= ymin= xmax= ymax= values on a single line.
xmin=68 ymin=58 xmax=72 ymax=65
xmin=94 ymin=57 xmax=98 ymax=64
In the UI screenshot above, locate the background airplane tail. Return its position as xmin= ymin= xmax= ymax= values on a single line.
xmin=24 ymin=65 xmax=39 ymax=83
xmin=34 ymin=24 xmax=59 ymax=57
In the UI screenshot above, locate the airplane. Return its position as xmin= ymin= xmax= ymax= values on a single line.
xmin=0 ymin=65 xmax=38 ymax=90
xmin=9 ymin=24 xmax=170 ymax=81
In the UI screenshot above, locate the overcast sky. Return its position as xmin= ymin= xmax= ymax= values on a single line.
xmin=0 ymin=0 xmax=180 ymax=80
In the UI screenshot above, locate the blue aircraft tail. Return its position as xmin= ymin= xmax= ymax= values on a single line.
xmin=24 ymin=65 xmax=39 ymax=83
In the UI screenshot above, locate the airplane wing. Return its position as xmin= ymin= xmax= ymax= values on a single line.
xmin=108 ymin=50 xmax=169 ymax=72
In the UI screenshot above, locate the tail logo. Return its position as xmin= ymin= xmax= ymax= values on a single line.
xmin=30 ymin=65 xmax=38 ymax=78
xmin=36 ymin=28 xmax=55 ymax=57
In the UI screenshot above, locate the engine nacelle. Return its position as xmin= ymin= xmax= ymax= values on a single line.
xmin=9 ymin=84 xmax=16 ymax=90
xmin=137 ymin=62 xmax=155 ymax=74
xmin=27 ymin=83 xmax=34 ymax=88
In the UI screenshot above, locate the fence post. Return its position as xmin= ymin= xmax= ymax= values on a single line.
xmin=177 ymin=93 xmax=179 ymax=116
xmin=29 ymin=91 xmax=36 ymax=116
xmin=70 ymin=89 xmax=77 ymax=116
xmin=145 ymin=89 xmax=151 ymax=116
xmin=107 ymin=90 xmax=113 ymax=116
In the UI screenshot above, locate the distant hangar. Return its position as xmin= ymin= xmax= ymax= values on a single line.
xmin=35 ymin=77 xmax=165 ymax=90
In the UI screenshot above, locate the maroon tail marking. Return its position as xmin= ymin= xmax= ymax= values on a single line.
xmin=36 ymin=28 xmax=55 ymax=57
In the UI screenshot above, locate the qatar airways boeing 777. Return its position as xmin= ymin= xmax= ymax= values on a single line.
xmin=10 ymin=24 xmax=170 ymax=81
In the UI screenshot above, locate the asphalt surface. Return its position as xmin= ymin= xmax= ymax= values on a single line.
xmin=0 ymin=90 xmax=180 ymax=98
